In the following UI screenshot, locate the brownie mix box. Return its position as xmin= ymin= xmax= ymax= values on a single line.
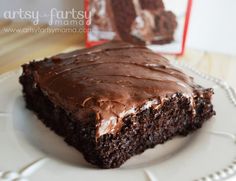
xmin=85 ymin=0 xmax=192 ymax=55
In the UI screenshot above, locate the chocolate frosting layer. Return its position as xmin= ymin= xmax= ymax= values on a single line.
xmin=29 ymin=41 xmax=197 ymax=138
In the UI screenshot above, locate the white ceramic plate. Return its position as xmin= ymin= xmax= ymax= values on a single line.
xmin=0 ymin=61 xmax=236 ymax=181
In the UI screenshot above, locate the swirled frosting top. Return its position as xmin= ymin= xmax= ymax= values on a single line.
xmin=30 ymin=41 xmax=197 ymax=138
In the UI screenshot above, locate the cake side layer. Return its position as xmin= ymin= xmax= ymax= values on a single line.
xmin=19 ymin=63 xmax=215 ymax=168
xmin=107 ymin=0 xmax=144 ymax=44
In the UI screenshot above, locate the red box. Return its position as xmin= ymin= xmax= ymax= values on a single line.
xmin=85 ymin=0 xmax=192 ymax=55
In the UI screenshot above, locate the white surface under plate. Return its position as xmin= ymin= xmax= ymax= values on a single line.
xmin=0 ymin=61 xmax=236 ymax=181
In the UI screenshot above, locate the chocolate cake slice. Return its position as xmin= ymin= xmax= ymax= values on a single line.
xmin=19 ymin=41 xmax=215 ymax=168
xmin=90 ymin=0 xmax=177 ymax=44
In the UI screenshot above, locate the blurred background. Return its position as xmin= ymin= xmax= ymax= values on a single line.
xmin=0 ymin=0 xmax=235 ymax=90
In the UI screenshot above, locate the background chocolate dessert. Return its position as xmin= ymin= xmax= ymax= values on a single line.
xmin=89 ymin=0 xmax=177 ymax=45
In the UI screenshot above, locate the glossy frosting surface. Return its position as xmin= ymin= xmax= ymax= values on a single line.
xmin=31 ymin=41 xmax=196 ymax=137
